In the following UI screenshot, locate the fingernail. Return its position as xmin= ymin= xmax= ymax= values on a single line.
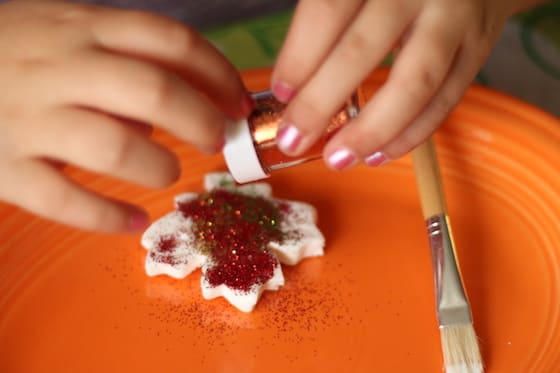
xmin=277 ymin=125 xmax=302 ymax=154
xmin=128 ymin=210 xmax=150 ymax=232
xmin=272 ymin=82 xmax=296 ymax=103
xmin=327 ymin=148 xmax=358 ymax=170
xmin=241 ymin=93 xmax=254 ymax=116
xmin=365 ymin=151 xmax=390 ymax=167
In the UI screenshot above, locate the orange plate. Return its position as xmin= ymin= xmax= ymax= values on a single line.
xmin=0 ymin=69 xmax=559 ymax=373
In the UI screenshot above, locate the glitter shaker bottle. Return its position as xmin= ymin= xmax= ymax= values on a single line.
xmin=223 ymin=90 xmax=362 ymax=183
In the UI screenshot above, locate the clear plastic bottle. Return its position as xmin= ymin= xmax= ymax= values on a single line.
xmin=223 ymin=90 xmax=361 ymax=183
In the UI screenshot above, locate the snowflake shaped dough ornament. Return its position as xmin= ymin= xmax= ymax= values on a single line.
xmin=141 ymin=173 xmax=325 ymax=312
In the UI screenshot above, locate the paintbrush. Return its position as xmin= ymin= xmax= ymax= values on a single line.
xmin=412 ymin=137 xmax=483 ymax=373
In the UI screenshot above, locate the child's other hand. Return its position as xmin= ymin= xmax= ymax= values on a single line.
xmin=272 ymin=0 xmax=528 ymax=169
xmin=0 ymin=0 xmax=251 ymax=232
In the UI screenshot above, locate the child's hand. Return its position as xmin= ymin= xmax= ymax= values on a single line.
xmin=0 ymin=1 xmax=251 ymax=232
xmin=272 ymin=0 xmax=536 ymax=169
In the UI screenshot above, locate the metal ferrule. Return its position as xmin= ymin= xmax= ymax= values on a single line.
xmin=426 ymin=214 xmax=472 ymax=327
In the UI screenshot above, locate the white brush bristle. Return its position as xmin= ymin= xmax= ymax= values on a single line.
xmin=440 ymin=324 xmax=483 ymax=373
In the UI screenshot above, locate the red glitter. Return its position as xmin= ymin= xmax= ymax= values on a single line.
xmin=278 ymin=202 xmax=291 ymax=214
xmin=150 ymin=251 xmax=177 ymax=266
xmin=157 ymin=237 xmax=176 ymax=253
xmin=150 ymin=236 xmax=179 ymax=265
xmin=177 ymin=189 xmax=283 ymax=292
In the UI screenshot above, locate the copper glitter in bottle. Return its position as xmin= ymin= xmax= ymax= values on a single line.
xmin=223 ymin=90 xmax=361 ymax=183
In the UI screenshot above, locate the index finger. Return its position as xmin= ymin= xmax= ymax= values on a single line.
xmin=271 ymin=0 xmax=364 ymax=102
xmin=92 ymin=8 xmax=252 ymax=119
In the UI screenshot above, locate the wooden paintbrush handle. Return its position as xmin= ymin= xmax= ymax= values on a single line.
xmin=412 ymin=138 xmax=447 ymax=219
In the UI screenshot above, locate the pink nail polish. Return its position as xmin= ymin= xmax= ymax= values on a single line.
xmin=272 ymin=82 xmax=296 ymax=103
xmin=365 ymin=151 xmax=390 ymax=167
xmin=327 ymin=148 xmax=357 ymax=170
xmin=128 ymin=211 xmax=150 ymax=232
xmin=277 ymin=125 xmax=302 ymax=154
